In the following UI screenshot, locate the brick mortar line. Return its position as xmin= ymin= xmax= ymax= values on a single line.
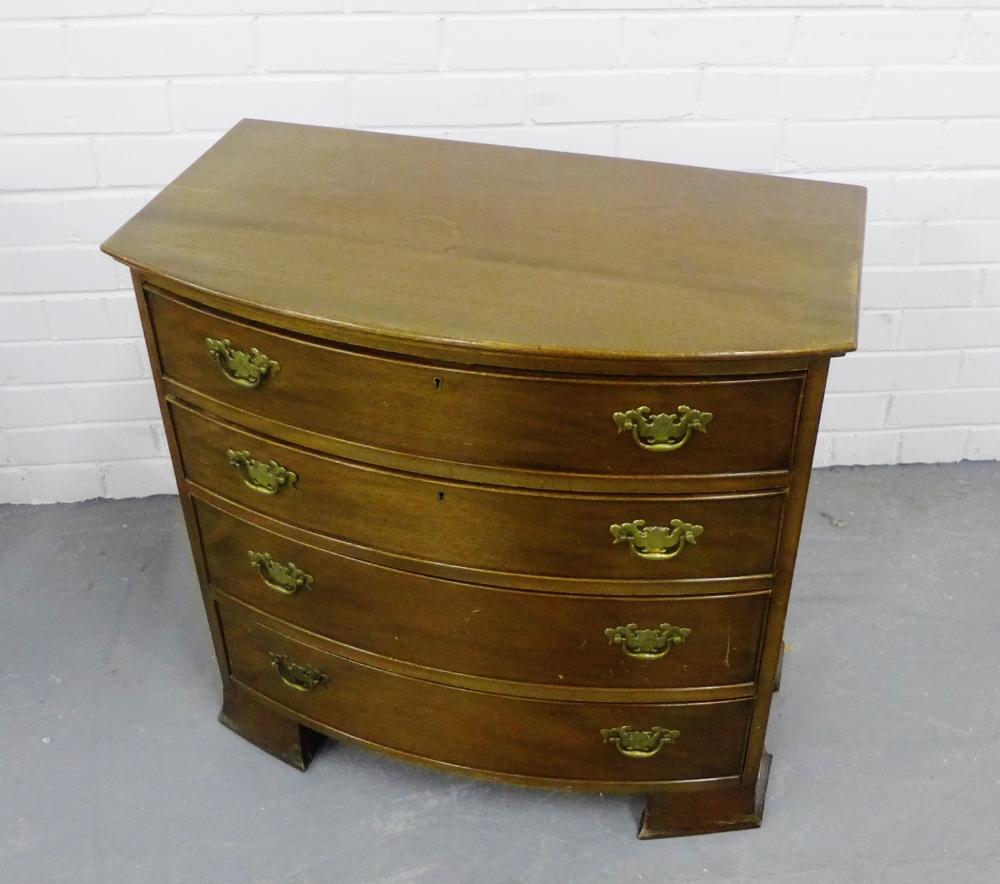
xmin=827 ymin=386 xmax=1000 ymax=396
xmin=0 ymin=296 xmax=135 ymax=304
xmin=4 ymin=419 xmax=165 ymax=431
xmin=0 ymin=380 xmax=154 ymax=391
xmin=0 ymin=337 xmax=145 ymax=346
xmin=11 ymin=65 xmax=1000 ymax=83
xmin=824 ymin=427 xmax=1000 ymax=434
xmin=0 ymin=188 xmax=159 ymax=201
xmin=2 ymin=6 xmax=995 ymax=17
xmin=0 ymin=458 xmax=169 ymax=467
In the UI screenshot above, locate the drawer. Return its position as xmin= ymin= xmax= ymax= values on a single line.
xmin=149 ymin=287 xmax=803 ymax=478
xmin=220 ymin=606 xmax=753 ymax=784
xmin=197 ymin=499 xmax=769 ymax=691
xmin=173 ymin=402 xmax=785 ymax=582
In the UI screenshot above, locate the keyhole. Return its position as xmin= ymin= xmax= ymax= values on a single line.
xmin=433 ymin=377 xmax=442 ymax=390
xmin=438 ymin=492 xmax=445 ymax=502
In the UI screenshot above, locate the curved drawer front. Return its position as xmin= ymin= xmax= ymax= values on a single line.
xmin=150 ymin=287 xmax=803 ymax=478
xmin=220 ymin=606 xmax=753 ymax=784
xmin=173 ymin=402 xmax=785 ymax=581
xmin=197 ymin=499 xmax=769 ymax=691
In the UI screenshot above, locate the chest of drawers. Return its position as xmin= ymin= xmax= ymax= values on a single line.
xmin=102 ymin=120 xmax=865 ymax=839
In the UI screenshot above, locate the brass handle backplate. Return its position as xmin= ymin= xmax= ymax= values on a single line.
xmin=613 ymin=405 xmax=712 ymax=452
xmin=227 ymin=449 xmax=297 ymax=495
xmin=601 ymin=725 xmax=680 ymax=759
xmin=206 ymin=337 xmax=280 ymax=388
xmin=248 ymin=551 xmax=313 ymax=595
xmin=268 ymin=652 xmax=327 ymax=692
xmin=605 ymin=623 xmax=691 ymax=659
xmin=610 ymin=519 xmax=703 ymax=560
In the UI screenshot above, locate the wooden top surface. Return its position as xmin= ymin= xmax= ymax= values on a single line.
xmin=102 ymin=119 xmax=865 ymax=366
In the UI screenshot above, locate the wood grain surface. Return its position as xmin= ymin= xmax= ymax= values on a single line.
xmin=197 ymin=498 xmax=770 ymax=692
xmin=103 ymin=120 xmax=865 ymax=366
xmin=220 ymin=604 xmax=754 ymax=785
xmin=150 ymin=285 xmax=805 ymax=480
xmin=172 ymin=400 xmax=786 ymax=581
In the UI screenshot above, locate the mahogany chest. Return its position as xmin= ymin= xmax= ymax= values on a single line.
xmin=102 ymin=119 xmax=865 ymax=839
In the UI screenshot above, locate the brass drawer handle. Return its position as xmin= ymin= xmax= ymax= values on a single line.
xmin=206 ymin=337 xmax=280 ymax=388
xmin=227 ymin=449 xmax=298 ymax=495
xmin=613 ymin=405 xmax=712 ymax=452
xmin=248 ymin=551 xmax=313 ymax=595
xmin=601 ymin=725 xmax=680 ymax=759
xmin=268 ymin=652 xmax=328 ymax=692
xmin=610 ymin=519 xmax=703 ymax=560
xmin=605 ymin=623 xmax=691 ymax=659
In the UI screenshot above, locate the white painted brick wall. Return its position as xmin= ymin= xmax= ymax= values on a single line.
xmin=354 ymin=74 xmax=527 ymax=126
xmin=2 ymin=2 xmax=999 ymax=504
xmin=531 ymin=71 xmax=698 ymax=123
xmin=260 ymin=17 xmax=440 ymax=71
xmin=793 ymin=12 xmax=967 ymax=64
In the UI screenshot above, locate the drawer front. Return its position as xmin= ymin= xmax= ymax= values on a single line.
xmin=197 ymin=499 xmax=769 ymax=690
xmin=150 ymin=288 xmax=803 ymax=478
xmin=220 ymin=607 xmax=753 ymax=784
xmin=174 ymin=403 xmax=785 ymax=581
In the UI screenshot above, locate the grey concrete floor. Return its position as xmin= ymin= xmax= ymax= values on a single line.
xmin=2 ymin=462 xmax=1000 ymax=883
